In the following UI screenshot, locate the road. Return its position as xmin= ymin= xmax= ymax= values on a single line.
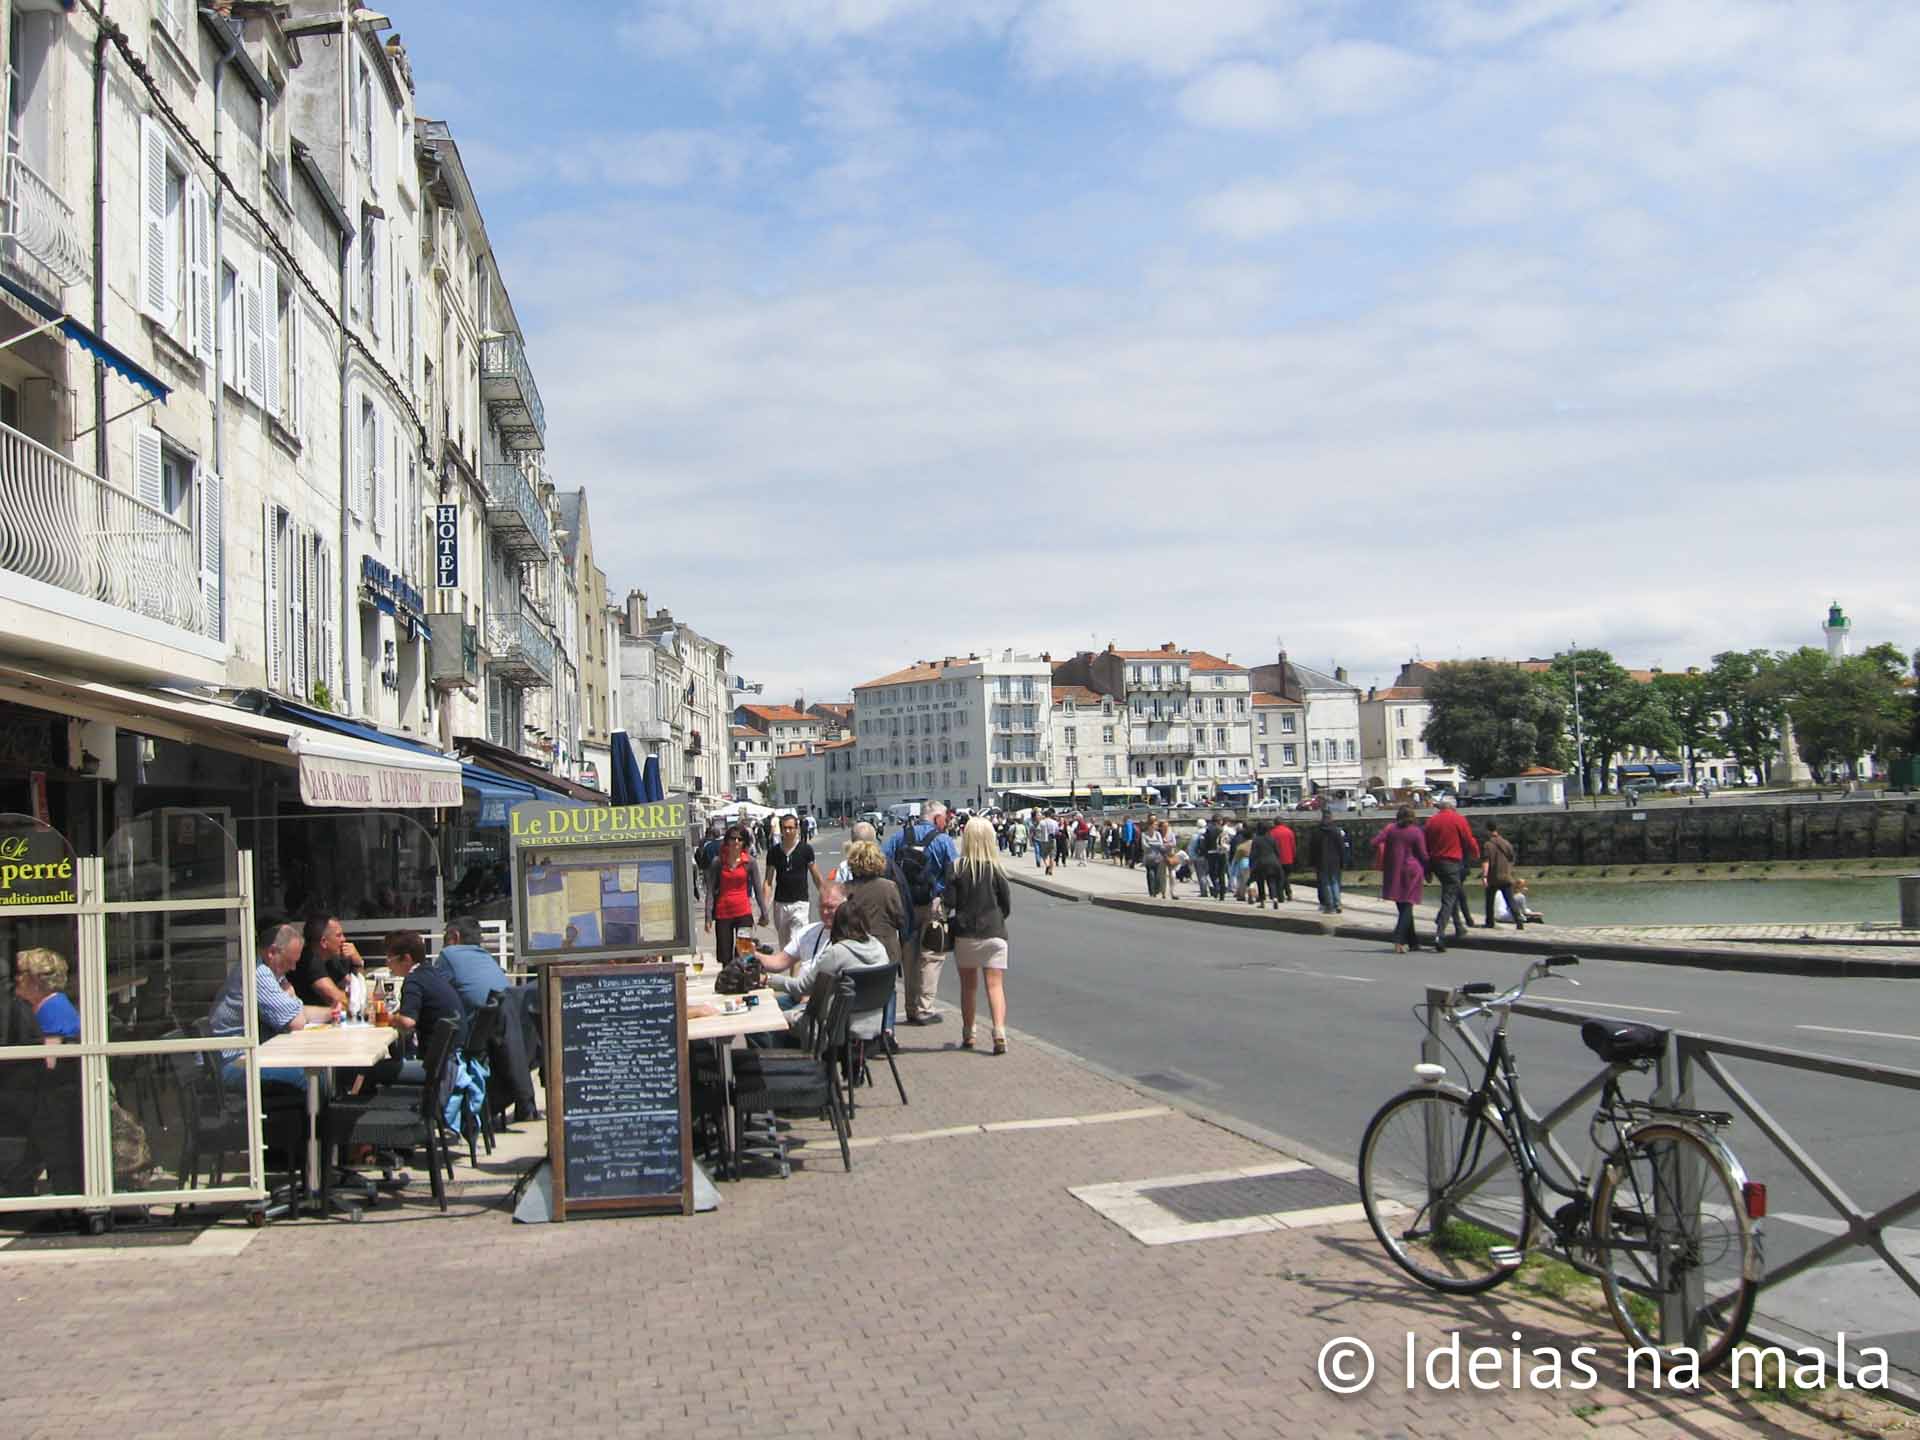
xmin=811 ymin=829 xmax=1920 ymax=1370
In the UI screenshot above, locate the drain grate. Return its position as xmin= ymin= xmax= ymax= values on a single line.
xmin=4 ymin=1227 xmax=205 ymax=1252
xmin=1142 ymin=1170 xmax=1361 ymax=1224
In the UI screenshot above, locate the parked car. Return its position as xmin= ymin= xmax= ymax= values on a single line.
xmin=1460 ymin=791 xmax=1508 ymax=808
xmin=1246 ymin=798 xmax=1284 ymax=815
xmin=1657 ymin=778 xmax=1696 ymax=794
xmin=1296 ymin=794 xmax=1325 ymax=811
xmin=1353 ymin=793 xmax=1380 ymax=810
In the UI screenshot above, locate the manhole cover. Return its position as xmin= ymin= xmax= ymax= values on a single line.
xmin=4 ymin=1227 xmax=205 ymax=1252
xmin=1141 ymin=1170 xmax=1361 ymax=1224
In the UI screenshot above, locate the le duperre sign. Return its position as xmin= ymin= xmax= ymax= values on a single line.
xmin=510 ymin=801 xmax=688 ymax=848
xmin=0 ymin=831 xmax=76 ymax=907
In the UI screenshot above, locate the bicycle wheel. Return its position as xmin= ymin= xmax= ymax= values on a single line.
xmin=1359 ymin=1087 xmax=1535 ymax=1295
xmin=1590 ymin=1123 xmax=1759 ymax=1371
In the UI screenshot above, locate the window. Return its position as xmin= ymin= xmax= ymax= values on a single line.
xmin=1235 ymin=697 xmax=1247 ymax=715
xmin=1311 ymin=740 xmax=1323 ymax=763
xmin=359 ymin=208 xmax=383 ymax=335
xmin=139 ymin=117 xmax=213 ymax=361
xmin=1257 ymin=713 xmax=1268 ymax=735
xmin=1282 ymin=744 xmax=1297 ymax=765
xmin=1214 ymin=698 xmax=1225 ymax=714
xmin=1239 ymin=759 xmax=1250 ymax=773
xmin=1281 ymin=714 xmax=1297 ymax=734
xmin=262 ymin=65 xmax=291 ymax=198
xmin=1104 ymin=756 xmax=1117 ymax=778
xmin=1195 ymin=760 xmax=1208 ymax=776
xmin=1397 ymin=708 xmax=1407 ymax=727
xmin=1154 ymin=761 xmax=1166 ymax=777
xmin=1134 ymin=761 xmax=1146 ymax=777
xmin=1345 ymin=740 xmax=1357 ymax=762
xmin=1102 ymin=726 xmax=1114 ymax=744
xmin=1215 ymin=726 xmax=1227 ymax=745
xmin=1399 ymin=739 xmax=1413 ymax=758
xmin=218 ymin=261 xmax=238 ymax=390
xmin=1258 ymin=746 xmax=1269 ymax=766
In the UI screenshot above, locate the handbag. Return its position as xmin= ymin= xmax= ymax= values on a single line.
xmin=920 ymin=917 xmax=951 ymax=955
xmin=715 ymin=956 xmax=765 ymax=994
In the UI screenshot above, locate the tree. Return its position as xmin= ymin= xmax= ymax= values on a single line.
xmin=1650 ymin=671 xmax=1716 ymax=781
xmin=1767 ymin=644 xmax=1912 ymax=778
xmin=1543 ymin=649 xmax=1676 ymax=792
xmin=1703 ymin=649 xmax=1786 ymax=784
xmin=1422 ymin=662 xmax=1569 ymax=780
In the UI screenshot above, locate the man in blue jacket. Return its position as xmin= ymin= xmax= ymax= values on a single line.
xmin=435 ymin=915 xmax=510 ymax=1013
xmin=883 ymin=801 xmax=958 ymax=1026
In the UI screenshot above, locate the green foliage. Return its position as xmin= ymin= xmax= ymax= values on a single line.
xmin=1545 ymin=650 xmax=1678 ymax=791
xmin=1649 ymin=671 xmax=1714 ymax=776
xmin=1703 ymin=649 xmax=1786 ymax=783
xmin=1767 ymin=644 xmax=1914 ymax=776
xmin=310 ymin=680 xmax=335 ymax=713
xmin=1422 ymin=662 xmax=1569 ymax=779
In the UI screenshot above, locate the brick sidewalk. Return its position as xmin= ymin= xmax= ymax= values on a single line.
xmin=1009 ymin=854 xmax=1920 ymax=975
xmin=0 ymin=1007 xmax=1904 ymax=1438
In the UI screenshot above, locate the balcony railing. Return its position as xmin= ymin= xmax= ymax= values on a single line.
xmin=480 ymin=463 xmax=550 ymax=560
xmin=2 ymin=135 xmax=88 ymax=289
xmin=479 ymin=332 xmax=546 ymax=452
xmin=1133 ymin=739 xmax=1193 ymax=756
xmin=485 ymin=608 xmax=554 ymax=690
xmin=0 ymin=421 xmax=203 ymax=634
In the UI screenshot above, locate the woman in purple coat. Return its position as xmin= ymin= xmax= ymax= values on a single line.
xmin=1373 ymin=806 xmax=1432 ymax=954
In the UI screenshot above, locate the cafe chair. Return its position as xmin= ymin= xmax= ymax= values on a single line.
xmin=168 ymin=1023 xmax=302 ymax=1219
xmin=839 ymin=963 xmax=906 ymax=1116
xmin=728 ymin=976 xmax=854 ymax=1177
xmin=322 ymin=1018 xmax=461 ymax=1214
xmin=460 ymin=998 xmax=505 ymax=1162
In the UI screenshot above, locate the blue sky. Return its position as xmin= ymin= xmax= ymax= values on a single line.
xmin=391 ymin=0 xmax=1920 ymax=698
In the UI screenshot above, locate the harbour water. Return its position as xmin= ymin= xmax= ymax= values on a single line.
xmin=1517 ymin=876 xmax=1902 ymax=929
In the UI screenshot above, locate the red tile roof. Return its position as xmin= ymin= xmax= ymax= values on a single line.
xmin=730 ymin=725 xmax=764 ymax=739
xmin=739 ymin=704 xmax=816 ymax=726
xmin=1052 ymin=684 xmax=1103 ymax=704
xmin=1367 ymin=687 xmax=1426 ymax=701
xmin=1251 ymin=691 xmax=1301 ymax=707
xmin=1186 ymin=651 xmax=1245 ymax=671
xmin=1109 ymin=647 xmax=1190 ymax=660
xmin=854 ymin=660 xmax=952 ymax=690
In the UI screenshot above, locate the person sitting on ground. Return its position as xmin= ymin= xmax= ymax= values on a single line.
xmin=436 ymin=914 xmax=511 ymax=1013
xmin=292 ymin=912 xmax=365 ymax=1009
xmin=209 ymin=923 xmax=336 ymax=1093
xmin=12 ymin=948 xmax=78 ymax=1043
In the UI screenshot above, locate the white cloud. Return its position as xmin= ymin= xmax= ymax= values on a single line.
xmin=1193 ymin=176 xmax=1385 ymax=240
xmin=1180 ymin=42 xmax=1436 ymax=130
xmin=461 ymin=130 xmax=779 ymax=194
xmin=1012 ymin=0 xmax=1303 ymax=77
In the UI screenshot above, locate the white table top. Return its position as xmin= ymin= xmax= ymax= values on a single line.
xmin=685 ymin=988 xmax=790 ymax=1044
xmin=258 ymin=1023 xmax=401 ymax=1070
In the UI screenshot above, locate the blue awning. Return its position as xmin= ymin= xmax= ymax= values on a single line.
xmin=0 ymin=272 xmax=171 ymax=404
xmin=1214 ymin=782 xmax=1255 ymax=794
xmin=1648 ymin=763 xmax=1683 ymax=777
xmin=464 ymin=764 xmax=537 ymax=828
xmin=1615 ymin=763 xmax=1652 ymax=776
xmin=237 ymin=691 xmax=446 ymax=756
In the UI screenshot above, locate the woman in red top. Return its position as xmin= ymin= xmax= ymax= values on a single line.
xmin=703 ymin=826 xmax=768 ymax=962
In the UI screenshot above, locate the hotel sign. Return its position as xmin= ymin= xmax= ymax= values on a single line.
xmin=434 ymin=505 xmax=459 ymax=590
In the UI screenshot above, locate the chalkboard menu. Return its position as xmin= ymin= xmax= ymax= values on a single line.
xmin=545 ymin=962 xmax=693 ymax=1217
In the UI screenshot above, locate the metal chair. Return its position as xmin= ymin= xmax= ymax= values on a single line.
xmin=840 ymin=963 xmax=906 ymax=1114
xmin=322 ymin=1018 xmax=461 ymax=1214
xmin=729 ymin=976 xmax=854 ymax=1176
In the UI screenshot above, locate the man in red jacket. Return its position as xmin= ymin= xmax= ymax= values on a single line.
xmin=1267 ymin=820 xmax=1297 ymax=902
xmin=1423 ymin=796 xmax=1480 ymax=951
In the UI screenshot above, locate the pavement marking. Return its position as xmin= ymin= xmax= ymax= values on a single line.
xmin=1797 ymin=1024 xmax=1920 ymax=1044
xmin=1276 ymin=966 xmax=1379 ymax=984
xmin=1537 ymin=999 xmax=1681 ymax=1016
xmin=0 ymin=1225 xmax=259 ymax=1267
xmin=844 ymin=1105 xmax=1175 ymax=1151
xmin=1071 ymin=1162 xmax=1371 ymax=1246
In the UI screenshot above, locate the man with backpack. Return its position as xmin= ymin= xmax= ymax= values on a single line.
xmin=884 ymin=799 xmax=960 ymax=1026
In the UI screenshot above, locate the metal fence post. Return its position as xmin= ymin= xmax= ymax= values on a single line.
xmin=1650 ymin=1033 xmax=1706 ymax=1351
xmin=1424 ymin=988 xmax=1449 ymax=1202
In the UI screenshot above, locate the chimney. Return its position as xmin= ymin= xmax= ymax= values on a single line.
xmin=624 ymin=590 xmax=646 ymax=635
xmin=1335 ymin=666 xmax=1349 ymax=683
xmin=1041 ymin=652 xmax=1051 ymax=663
xmin=1367 ymin=685 xmax=1377 ymax=701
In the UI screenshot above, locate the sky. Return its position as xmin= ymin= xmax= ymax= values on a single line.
xmin=391 ymin=0 xmax=1920 ymax=699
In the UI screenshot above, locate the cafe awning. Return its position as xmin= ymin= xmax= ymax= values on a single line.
xmin=1214 ymin=781 xmax=1255 ymax=794
xmin=0 ymin=664 xmax=461 ymax=809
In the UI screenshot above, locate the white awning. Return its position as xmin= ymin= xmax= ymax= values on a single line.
xmin=0 ymin=663 xmax=462 ymax=810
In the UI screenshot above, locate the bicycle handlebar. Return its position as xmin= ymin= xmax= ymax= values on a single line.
xmin=1445 ymin=956 xmax=1582 ymax=1020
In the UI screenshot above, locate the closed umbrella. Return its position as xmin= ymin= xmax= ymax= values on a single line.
xmin=610 ymin=731 xmax=645 ymax=806
xmin=640 ymin=753 xmax=665 ymax=803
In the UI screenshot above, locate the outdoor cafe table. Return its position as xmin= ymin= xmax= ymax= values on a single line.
xmin=681 ymin=980 xmax=788 ymax=1178
xmin=258 ymin=1023 xmax=399 ymax=1215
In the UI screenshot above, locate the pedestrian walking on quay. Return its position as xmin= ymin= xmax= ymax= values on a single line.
xmin=949 ymin=817 xmax=1013 ymax=1054
xmin=1142 ymin=818 xmax=1171 ymax=897
xmin=1247 ymin=824 xmax=1285 ymax=908
xmin=1313 ymin=814 xmax=1351 ymax=913
xmin=1374 ymin=806 xmax=1432 ymax=954
xmin=1054 ymin=813 xmax=1071 ymax=870
xmin=1267 ymin=817 xmax=1297 ymax=902
xmin=884 ymin=801 xmax=958 ymax=1027
xmin=1481 ymin=822 xmax=1525 ymax=930
xmin=763 ymin=812 xmax=824 ymax=954
xmin=704 ymin=826 xmax=768 ymax=962
xmin=1423 ymin=794 xmax=1480 ymax=953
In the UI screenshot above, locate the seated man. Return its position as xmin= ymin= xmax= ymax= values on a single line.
xmin=434 ymin=915 xmax=510 ymax=1013
xmin=292 ymin=912 xmax=366 ymax=1009
xmin=373 ymin=930 xmax=466 ymax=1087
xmin=209 ymin=923 xmax=336 ymax=1094
xmin=759 ymin=882 xmax=844 ymax=1013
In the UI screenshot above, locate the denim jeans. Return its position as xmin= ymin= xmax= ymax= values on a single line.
xmin=1318 ymin=872 xmax=1343 ymax=911
xmin=223 ymin=1058 xmax=306 ymax=1094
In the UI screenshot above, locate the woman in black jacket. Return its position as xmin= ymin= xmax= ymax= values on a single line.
xmin=948 ymin=816 xmax=1013 ymax=1054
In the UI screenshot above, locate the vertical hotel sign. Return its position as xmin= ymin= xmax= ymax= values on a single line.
xmin=0 ymin=818 xmax=76 ymax=907
xmin=435 ymin=505 xmax=459 ymax=590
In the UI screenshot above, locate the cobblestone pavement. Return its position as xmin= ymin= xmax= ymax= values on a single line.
xmin=1 ymin=1002 xmax=1907 ymax=1438
xmin=1009 ymin=855 xmax=1920 ymax=971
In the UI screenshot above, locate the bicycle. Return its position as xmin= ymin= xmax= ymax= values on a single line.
xmin=1356 ymin=956 xmax=1765 ymax=1369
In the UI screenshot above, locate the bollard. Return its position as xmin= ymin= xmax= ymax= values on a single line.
xmin=1901 ymin=875 xmax=1920 ymax=930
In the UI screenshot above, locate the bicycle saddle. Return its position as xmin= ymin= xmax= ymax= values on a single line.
xmin=1581 ymin=1019 xmax=1667 ymax=1065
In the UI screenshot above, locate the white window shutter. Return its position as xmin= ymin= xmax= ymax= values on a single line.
xmin=243 ymin=270 xmax=266 ymax=406
xmin=372 ymin=407 xmax=387 ymax=535
xmin=319 ymin=543 xmax=337 ymax=695
xmin=139 ymin=117 xmax=173 ymax=325
xmin=185 ymin=176 xmax=213 ymax=362
xmin=261 ymin=260 xmax=282 ymax=418
xmin=132 ymin=426 xmax=164 ymax=510
xmin=370 ymin=219 xmax=385 ymax=340
xmin=287 ymin=304 xmax=303 ymax=437
xmin=291 ymin=527 xmax=308 ymax=696
xmin=263 ymin=503 xmax=283 ymax=689
xmin=197 ymin=465 xmax=223 ymax=642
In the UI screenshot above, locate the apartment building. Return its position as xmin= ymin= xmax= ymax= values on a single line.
xmin=770 ymin=737 xmax=856 ymax=816
xmin=1359 ymin=667 xmax=1460 ymax=792
xmin=1047 ymin=683 xmax=1126 ymax=794
xmin=615 ymin=592 xmax=731 ymax=798
xmin=735 ymin=703 xmax=821 ymax=752
xmin=730 ymin=725 xmax=774 ymax=800
xmin=1247 ymin=653 xmax=1364 ymax=802
xmin=1186 ymin=652 xmax=1255 ymax=801
xmin=1251 ymin=691 xmax=1307 ymax=802
xmin=556 ymin=490 xmax=613 ymax=789
xmin=805 ymin=701 xmax=853 ymax=741
xmin=852 ymin=651 xmax=1050 ymax=810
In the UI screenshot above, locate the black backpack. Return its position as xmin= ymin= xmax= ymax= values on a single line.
xmin=899 ymin=822 xmax=940 ymax=907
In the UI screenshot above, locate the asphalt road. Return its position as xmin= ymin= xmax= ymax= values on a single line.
xmin=812 ymin=830 xmax=1920 ymax=1365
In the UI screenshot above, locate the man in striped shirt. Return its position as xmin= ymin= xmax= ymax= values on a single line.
xmin=210 ymin=922 xmax=335 ymax=1092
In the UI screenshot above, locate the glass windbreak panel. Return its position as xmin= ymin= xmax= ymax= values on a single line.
xmin=107 ymin=809 xmax=240 ymax=904
xmin=107 ymin=1041 xmax=254 ymax=1198
xmin=104 ymin=911 xmax=248 ymax=1046
xmin=0 ymin=1051 xmax=84 ymax=1203
xmin=245 ymin=812 xmax=441 ymax=933
xmin=0 ymin=814 xmax=80 ymax=988
xmin=447 ymin=801 xmax=512 ymax=925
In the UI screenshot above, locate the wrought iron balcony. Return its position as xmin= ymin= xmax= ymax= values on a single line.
xmin=485 ymin=608 xmax=554 ymax=689
xmin=481 ymin=463 xmax=550 ymax=560
xmin=0 ymin=420 xmax=204 ymax=634
xmin=2 ymin=136 xmax=88 ymax=290
xmin=1132 ymin=738 xmax=1193 ymax=756
xmin=479 ymin=332 xmax=546 ymax=452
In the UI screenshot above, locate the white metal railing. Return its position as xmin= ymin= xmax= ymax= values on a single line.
xmin=2 ymin=132 xmax=88 ymax=288
xmin=0 ymin=422 xmax=204 ymax=633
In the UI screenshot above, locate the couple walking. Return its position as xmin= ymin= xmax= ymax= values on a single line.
xmin=1373 ymin=797 xmax=1525 ymax=953
xmin=891 ymin=804 xmax=1014 ymax=1053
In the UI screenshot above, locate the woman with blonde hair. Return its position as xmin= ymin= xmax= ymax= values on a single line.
xmin=948 ymin=816 xmax=1012 ymax=1053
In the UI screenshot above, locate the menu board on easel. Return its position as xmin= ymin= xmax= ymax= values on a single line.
xmin=546 ymin=962 xmax=693 ymax=1218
